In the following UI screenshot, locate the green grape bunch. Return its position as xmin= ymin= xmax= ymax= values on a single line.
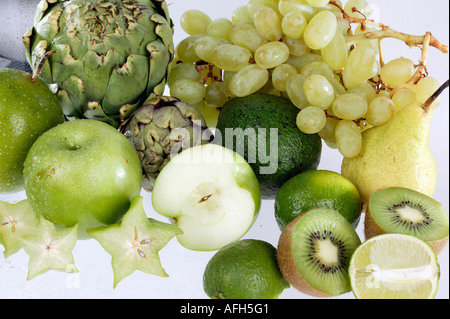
xmin=168 ymin=0 xmax=448 ymax=158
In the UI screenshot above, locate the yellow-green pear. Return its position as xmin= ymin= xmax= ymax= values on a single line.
xmin=341 ymin=80 xmax=448 ymax=210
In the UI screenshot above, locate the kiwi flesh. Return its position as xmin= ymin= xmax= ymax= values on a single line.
xmin=277 ymin=208 xmax=361 ymax=297
xmin=365 ymin=187 xmax=449 ymax=255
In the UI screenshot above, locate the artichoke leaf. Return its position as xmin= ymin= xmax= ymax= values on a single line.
xmin=119 ymin=101 xmax=142 ymax=121
xmin=34 ymin=6 xmax=61 ymax=41
xmin=34 ymin=0 xmax=58 ymax=25
xmin=152 ymin=106 xmax=192 ymax=130
xmin=152 ymin=12 xmax=174 ymax=50
xmin=83 ymin=49 xmax=126 ymax=103
xmin=122 ymin=12 xmax=159 ymax=56
xmin=156 ymin=0 xmax=173 ymax=28
xmin=51 ymin=44 xmax=84 ymax=84
xmin=57 ymin=89 xmax=79 ymax=118
xmin=84 ymin=101 xmax=120 ymax=127
xmin=22 ymin=27 xmax=34 ymax=64
xmin=147 ymin=39 xmax=171 ymax=97
xmin=28 ymin=40 xmax=54 ymax=85
xmin=102 ymin=54 xmax=149 ymax=115
xmin=61 ymin=75 xmax=87 ymax=115
xmin=102 ymin=30 xmax=136 ymax=59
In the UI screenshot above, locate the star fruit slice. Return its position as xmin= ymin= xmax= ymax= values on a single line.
xmin=87 ymin=196 xmax=182 ymax=288
xmin=0 ymin=199 xmax=40 ymax=258
xmin=20 ymin=216 xmax=78 ymax=280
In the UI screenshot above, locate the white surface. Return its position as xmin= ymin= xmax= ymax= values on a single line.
xmin=0 ymin=0 xmax=448 ymax=299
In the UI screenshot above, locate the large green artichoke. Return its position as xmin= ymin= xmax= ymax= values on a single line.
xmin=120 ymin=96 xmax=212 ymax=190
xmin=23 ymin=0 xmax=174 ymax=127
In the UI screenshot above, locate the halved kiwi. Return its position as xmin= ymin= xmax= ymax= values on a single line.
xmin=277 ymin=208 xmax=361 ymax=297
xmin=365 ymin=187 xmax=449 ymax=255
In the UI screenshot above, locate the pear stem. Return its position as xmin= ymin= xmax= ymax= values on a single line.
xmin=31 ymin=50 xmax=56 ymax=82
xmin=423 ymin=79 xmax=450 ymax=111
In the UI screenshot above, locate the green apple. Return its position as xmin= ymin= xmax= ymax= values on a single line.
xmin=23 ymin=119 xmax=143 ymax=238
xmin=0 ymin=68 xmax=64 ymax=193
xmin=151 ymin=143 xmax=261 ymax=251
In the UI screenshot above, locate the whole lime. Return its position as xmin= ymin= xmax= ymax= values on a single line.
xmin=216 ymin=93 xmax=322 ymax=199
xmin=203 ymin=239 xmax=290 ymax=299
xmin=275 ymin=170 xmax=362 ymax=230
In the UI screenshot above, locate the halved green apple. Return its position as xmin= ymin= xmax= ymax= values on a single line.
xmin=151 ymin=144 xmax=261 ymax=251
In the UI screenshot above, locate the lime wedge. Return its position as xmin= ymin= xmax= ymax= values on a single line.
xmin=348 ymin=234 xmax=440 ymax=299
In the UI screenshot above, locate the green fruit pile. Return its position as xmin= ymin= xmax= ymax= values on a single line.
xmin=0 ymin=0 xmax=449 ymax=300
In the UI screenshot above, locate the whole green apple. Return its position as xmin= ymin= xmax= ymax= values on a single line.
xmin=0 ymin=68 xmax=64 ymax=193
xmin=152 ymin=143 xmax=261 ymax=251
xmin=23 ymin=119 xmax=143 ymax=238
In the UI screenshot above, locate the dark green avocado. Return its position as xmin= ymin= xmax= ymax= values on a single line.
xmin=215 ymin=93 xmax=322 ymax=199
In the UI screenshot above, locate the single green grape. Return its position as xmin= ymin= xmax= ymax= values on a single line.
xmin=366 ymin=96 xmax=395 ymax=127
xmin=272 ymin=64 xmax=298 ymax=92
xmin=282 ymin=35 xmax=311 ymax=57
xmin=296 ymin=106 xmax=327 ymax=134
xmin=347 ymin=82 xmax=376 ymax=103
xmin=332 ymin=93 xmax=368 ymax=121
xmin=176 ymin=34 xmax=204 ymax=63
xmin=303 ymin=74 xmax=335 ymax=110
xmin=229 ymin=21 xmax=268 ymax=52
xmin=254 ymin=41 xmax=290 ymax=69
xmin=344 ymin=0 xmax=373 ymax=19
xmin=281 ymin=11 xmax=307 ymax=39
xmin=167 ymin=63 xmax=201 ymax=86
xmin=286 ymin=74 xmax=309 ymax=109
xmin=335 ymin=120 xmax=363 ymax=159
xmin=303 ymin=10 xmax=337 ymax=50
xmin=391 ymin=88 xmax=416 ymax=113
xmin=205 ymin=81 xmax=229 ymax=108
xmin=278 ymin=0 xmax=316 ymax=20
xmin=232 ymin=5 xmax=251 ymax=23
xmin=343 ymin=46 xmax=378 ymax=89
xmin=211 ymin=44 xmax=252 ymax=72
xmin=194 ymin=36 xmax=229 ymax=64
xmin=253 ymin=6 xmax=283 ymax=41
xmin=321 ymin=30 xmax=348 ymax=71
xmin=180 ymin=10 xmax=212 ymax=35
xmin=247 ymin=0 xmax=280 ymax=17
xmin=318 ymin=117 xmax=340 ymax=144
xmin=306 ymin=0 xmax=330 ymax=7
xmin=380 ymin=57 xmax=415 ymax=89
xmin=207 ymin=18 xmax=233 ymax=41
xmin=228 ymin=64 xmax=270 ymax=97
xmin=170 ymin=79 xmax=206 ymax=105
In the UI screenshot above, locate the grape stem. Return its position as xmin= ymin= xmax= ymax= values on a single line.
xmin=328 ymin=1 xmax=449 ymax=54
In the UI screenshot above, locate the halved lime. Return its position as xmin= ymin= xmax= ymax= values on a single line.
xmin=348 ymin=234 xmax=440 ymax=299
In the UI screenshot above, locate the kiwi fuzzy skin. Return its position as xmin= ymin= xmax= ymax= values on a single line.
xmin=364 ymin=209 xmax=449 ymax=256
xmin=277 ymin=213 xmax=331 ymax=298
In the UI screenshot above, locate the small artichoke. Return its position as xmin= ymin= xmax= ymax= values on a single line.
xmin=23 ymin=0 xmax=174 ymax=128
xmin=120 ymin=96 xmax=212 ymax=190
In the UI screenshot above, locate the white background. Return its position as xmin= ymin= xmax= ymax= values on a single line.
xmin=0 ymin=0 xmax=448 ymax=299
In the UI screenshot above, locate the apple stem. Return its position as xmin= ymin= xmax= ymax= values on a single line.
xmin=423 ymin=79 xmax=449 ymax=111
xmin=31 ymin=50 xmax=56 ymax=82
